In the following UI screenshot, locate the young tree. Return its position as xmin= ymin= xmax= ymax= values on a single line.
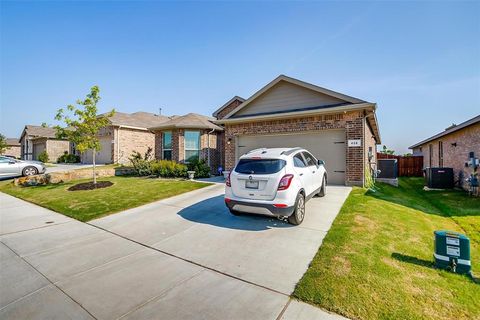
xmin=381 ymin=145 xmax=395 ymax=155
xmin=55 ymin=86 xmax=114 ymax=184
xmin=0 ymin=134 xmax=8 ymax=155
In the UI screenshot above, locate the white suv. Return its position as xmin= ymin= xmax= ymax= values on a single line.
xmin=225 ymin=147 xmax=327 ymax=225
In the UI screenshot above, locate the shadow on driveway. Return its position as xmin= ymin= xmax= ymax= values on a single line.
xmin=177 ymin=195 xmax=293 ymax=232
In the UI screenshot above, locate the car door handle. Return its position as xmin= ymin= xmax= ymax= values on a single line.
xmin=312 ymin=171 xmax=316 ymax=173
xmin=299 ymin=173 xmax=303 ymax=176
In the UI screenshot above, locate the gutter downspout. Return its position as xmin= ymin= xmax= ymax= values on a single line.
xmin=116 ymin=126 xmax=121 ymax=164
xmin=363 ymin=112 xmax=367 ymax=187
xmin=207 ymin=128 xmax=215 ymax=170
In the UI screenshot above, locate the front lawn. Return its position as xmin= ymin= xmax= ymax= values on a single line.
xmin=0 ymin=176 xmax=211 ymax=222
xmin=294 ymin=178 xmax=479 ymax=320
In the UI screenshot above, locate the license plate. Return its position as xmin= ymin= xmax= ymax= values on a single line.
xmin=245 ymin=180 xmax=259 ymax=189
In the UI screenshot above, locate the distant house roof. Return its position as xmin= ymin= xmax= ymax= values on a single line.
xmin=6 ymin=138 xmax=20 ymax=146
xmin=409 ymin=114 xmax=480 ymax=149
xmin=20 ymin=125 xmax=58 ymax=141
xmin=149 ymin=113 xmax=223 ymax=131
xmin=101 ymin=111 xmax=170 ymax=129
xmin=212 ymin=96 xmax=245 ymax=118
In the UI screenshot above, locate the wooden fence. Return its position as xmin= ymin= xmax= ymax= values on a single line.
xmin=377 ymin=153 xmax=424 ymax=177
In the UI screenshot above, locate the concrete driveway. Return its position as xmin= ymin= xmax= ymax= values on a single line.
xmin=0 ymin=183 xmax=350 ymax=320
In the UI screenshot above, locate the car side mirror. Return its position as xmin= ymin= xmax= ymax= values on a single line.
xmin=317 ymin=159 xmax=325 ymax=166
xmin=8 ymin=160 xmax=16 ymax=164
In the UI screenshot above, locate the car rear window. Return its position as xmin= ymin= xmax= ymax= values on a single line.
xmin=234 ymin=159 xmax=286 ymax=174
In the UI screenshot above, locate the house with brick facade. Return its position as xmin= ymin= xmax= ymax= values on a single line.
xmin=81 ymin=112 xmax=170 ymax=165
xmin=213 ymin=75 xmax=381 ymax=186
xmin=19 ymin=125 xmax=73 ymax=162
xmin=82 ymin=111 xmax=224 ymax=172
xmin=410 ymin=114 xmax=480 ymax=189
xmin=1 ymin=138 xmax=21 ymax=159
xmin=149 ymin=113 xmax=224 ymax=172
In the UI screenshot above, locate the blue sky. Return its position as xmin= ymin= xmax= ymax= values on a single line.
xmin=1 ymin=1 xmax=479 ymax=154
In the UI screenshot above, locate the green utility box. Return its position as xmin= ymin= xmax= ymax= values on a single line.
xmin=434 ymin=230 xmax=471 ymax=274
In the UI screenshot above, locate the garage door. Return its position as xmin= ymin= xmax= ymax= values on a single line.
xmin=236 ymin=130 xmax=346 ymax=185
xmin=82 ymin=137 xmax=112 ymax=164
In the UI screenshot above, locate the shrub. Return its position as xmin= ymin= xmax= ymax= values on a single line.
xmin=57 ymin=152 xmax=80 ymax=163
xmin=38 ymin=150 xmax=49 ymax=163
xmin=187 ymin=158 xmax=211 ymax=178
xmin=129 ymin=149 xmax=154 ymax=176
xmin=151 ymin=160 xmax=187 ymax=178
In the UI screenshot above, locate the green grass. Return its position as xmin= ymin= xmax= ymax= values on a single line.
xmin=0 ymin=176 xmax=211 ymax=222
xmin=293 ymin=178 xmax=480 ymax=320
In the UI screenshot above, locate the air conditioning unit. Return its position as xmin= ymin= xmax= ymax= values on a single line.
xmin=425 ymin=167 xmax=454 ymax=189
xmin=377 ymin=159 xmax=398 ymax=179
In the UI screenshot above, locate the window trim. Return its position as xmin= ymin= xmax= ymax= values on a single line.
xmin=184 ymin=130 xmax=200 ymax=163
xmin=162 ymin=131 xmax=172 ymax=160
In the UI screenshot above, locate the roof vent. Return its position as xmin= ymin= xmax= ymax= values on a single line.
xmin=445 ymin=123 xmax=457 ymax=131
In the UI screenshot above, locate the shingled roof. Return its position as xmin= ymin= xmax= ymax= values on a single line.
xmin=21 ymin=125 xmax=58 ymax=140
xmin=5 ymin=138 xmax=20 ymax=146
xmin=100 ymin=111 xmax=170 ymax=129
xmin=410 ymin=114 xmax=480 ymax=149
xmin=148 ymin=113 xmax=223 ymax=131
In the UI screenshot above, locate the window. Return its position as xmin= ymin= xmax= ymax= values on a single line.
xmin=438 ymin=141 xmax=443 ymax=167
xmin=162 ymin=131 xmax=172 ymax=160
xmin=235 ymin=159 xmax=286 ymax=174
xmin=0 ymin=156 xmax=11 ymax=163
xmin=293 ymin=153 xmax=307 ymax=167
xmin=302 ymin=152 xmax=317 ymax=167
xmin=184 ymin=131 xmax=200 ymax=162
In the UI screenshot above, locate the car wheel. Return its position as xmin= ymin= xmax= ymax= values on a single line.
xmin=229 ymin=209 xmax=242 ymax=216
xmin=23 ymin=166 xmax=38 ymax=176
xmin=318 ymin=176 xmax=327 ymax=197
xmin=288 ymin=193 xmax=305 ymax=225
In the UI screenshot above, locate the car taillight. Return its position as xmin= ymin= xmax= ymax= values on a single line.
xmin=277 ymin=174 xmax=294 ymax=190
xmin=226 ymin=171 xmax=232 ymax=187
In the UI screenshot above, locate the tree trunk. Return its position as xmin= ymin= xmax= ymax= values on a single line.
xmin=92 ymin=149 xmax=97 ymax=184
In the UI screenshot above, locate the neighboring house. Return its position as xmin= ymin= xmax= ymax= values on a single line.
xmin=149 ymin=113 xmax=224 ymax=172
xmin=81 ymin=112 xmax=170 ymax=165
xmin=19 ymin=125 xmax=72 ymax=162
xmin=1 ymin=138 xmax=21 ymax=158
xmin=213 ymin=75 xmax=381 ymax=186
xmin=410 ymin=114 xmax=480 ymax=188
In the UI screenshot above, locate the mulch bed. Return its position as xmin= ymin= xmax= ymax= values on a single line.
xmin=67 ymin=181 xmax=113 ymax=191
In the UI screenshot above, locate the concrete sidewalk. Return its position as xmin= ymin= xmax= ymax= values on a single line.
xmin=0 ymin=186 xmax=349 ymax=320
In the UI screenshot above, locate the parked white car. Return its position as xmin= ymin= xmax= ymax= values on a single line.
xmin=0 ymin=156 xmax=46 ymax=178
xmin=225 ymin=147 xmax=327 ymax=225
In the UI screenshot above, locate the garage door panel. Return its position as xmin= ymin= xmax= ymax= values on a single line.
xmin=237 ymin=130 xmax=346 ymax=185
xmin=81 ymin=137 xmax=112 ymax=164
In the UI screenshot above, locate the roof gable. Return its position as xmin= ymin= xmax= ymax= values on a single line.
xmin=224 ymin=75 xmax=366 ymax=119
xmin=149 ymin=113 xmax=223 ymax=131
xmin=409 ymin=114 xmax=480 ymax=149
xmin=212 ymin=96 xmax=245 ymax=118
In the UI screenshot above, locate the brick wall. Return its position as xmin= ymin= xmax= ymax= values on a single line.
xmin=46 ymin=139 xmax=71 ymax=163
xmin=215 ymin=99 xmax=244 ymax=120
xmin=223 ymin=110 xmax=367 ymax=185
xmin=1 ymin=145 xmax=21 ymax=158
xmin=416 ymin=123 xmax=480 ymax=189
xmin=153 ymin=128 xmax=222 ymax=174
xmin=113 ymin=127 xmax=156 ymax=165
